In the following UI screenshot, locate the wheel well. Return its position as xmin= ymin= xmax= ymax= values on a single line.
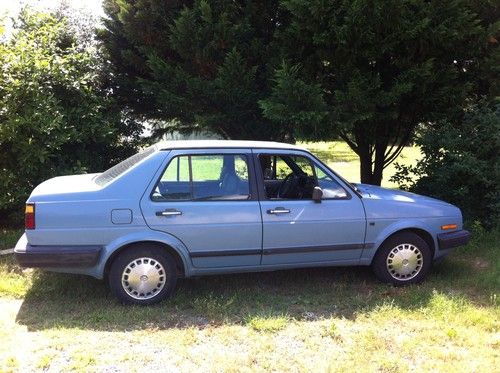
xmin=104 ymin=241 xmax=186 ymax=278
xmin=379 ymin=228 xmax=435 ymax=258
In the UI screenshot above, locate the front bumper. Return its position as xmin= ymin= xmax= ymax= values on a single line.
xmin=14 ymin=234 xmax=102 ymax=268
xmin=437 ymin=230 xmax=471 ymax=250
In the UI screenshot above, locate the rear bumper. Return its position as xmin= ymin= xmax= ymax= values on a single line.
xmin=437 ymin=230 xmax=471 ymax=250
xmin=14 ymin=235 xmax=102 ymax=268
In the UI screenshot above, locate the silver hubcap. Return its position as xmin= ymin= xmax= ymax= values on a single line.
xmin=121 ymin=257 xmax=166 ymax=300
xmin=386 ymin=243 xmax=423 ymax=281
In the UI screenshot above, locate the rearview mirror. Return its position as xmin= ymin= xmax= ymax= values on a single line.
xmin=312 ymin=186 xmax=323 ymax=203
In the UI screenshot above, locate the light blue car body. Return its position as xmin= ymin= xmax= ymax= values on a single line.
xmin=15 ymin=140 xmax=465 ymax=279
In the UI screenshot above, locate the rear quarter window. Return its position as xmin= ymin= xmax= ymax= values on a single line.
xmin=95 ymin=146 xmax=156 ymax=186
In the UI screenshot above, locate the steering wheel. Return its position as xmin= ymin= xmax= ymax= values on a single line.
xmin=277 ymin=172 xmax=299 ymax=199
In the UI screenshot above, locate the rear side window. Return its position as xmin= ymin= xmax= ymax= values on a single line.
xmin=152 ymin=154 xmax=250 ymax=201
xmin=95 ymin=147 xmax=155 ymax=186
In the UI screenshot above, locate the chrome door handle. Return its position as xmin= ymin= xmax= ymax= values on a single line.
xmin=267 ymin=207 xmax=291 ymax=215
xmin=156 ymin=209 xmax=182 ymax=217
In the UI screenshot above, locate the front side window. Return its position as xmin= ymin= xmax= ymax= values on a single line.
xmin=152 ymin=154 xmax=250 ymax=201
xmin=259 ymin=154 xmax=347 ymax=200
xmin=314 ymin=165 xmax=348 ymax=199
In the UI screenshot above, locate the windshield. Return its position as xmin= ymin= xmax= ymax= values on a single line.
xmin=95 ymin=146 xmax=155 ymax=186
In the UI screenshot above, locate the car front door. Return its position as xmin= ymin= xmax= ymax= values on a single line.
xmin=140 ymin=148 xmax=262 ymax=268
xmin=255 ymin=150 xmax=367 ymax=265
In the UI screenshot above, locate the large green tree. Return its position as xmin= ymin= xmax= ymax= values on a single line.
xmin=102 ymin=0 xmax=494 ymax=185
xmin=100 ymin=0 xmax=286 ymax=140
xmin=0 ymin=8 xmax=140 ymax=224
xmin=261 ymin=0 xmax=491 ymax=185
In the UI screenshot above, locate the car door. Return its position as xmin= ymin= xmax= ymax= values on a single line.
xmin=140 ymin=148 xmax=262 ymax=268
xmin=255 ymin=150 xmax=367 ymax=265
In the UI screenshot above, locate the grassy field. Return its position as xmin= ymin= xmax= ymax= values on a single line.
xmin=0 ymin=142 xmax=498 ymax=372
xmin=300 ymin=141 xmax=422 ymax=188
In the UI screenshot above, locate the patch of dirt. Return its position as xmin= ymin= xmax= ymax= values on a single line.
xmin=472 ymin=258 xmax=490 ymax=270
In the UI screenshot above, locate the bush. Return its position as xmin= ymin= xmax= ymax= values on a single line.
xmin=391 ymin=102 xmax=500 ymax=229
xmin=0 ymin=9 xmax=140 ymax=226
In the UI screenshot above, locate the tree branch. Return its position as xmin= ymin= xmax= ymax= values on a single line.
xmin=383 ymin=124 xmax=415 ymax=168
xmin=339 ymin=131 xmax=359 ymax=154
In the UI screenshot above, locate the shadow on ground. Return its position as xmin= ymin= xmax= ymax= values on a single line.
xmin=15 ymin=257 xmax=485 ymax=332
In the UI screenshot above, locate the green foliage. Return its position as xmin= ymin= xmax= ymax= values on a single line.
xmin=100 ymin=0 xmax=283 ymax=140
xmin=391 ymin=102 xmax=500 ymax=228
xmin=101 ymin=0 xmax=496 ymax=185
xmin=263 ymin=0 xmax=494 ymax=185
xmin=259 ymin=63 xmax=328 ymax=141
xmin=0 ymin=8 xmax=139 ymax=225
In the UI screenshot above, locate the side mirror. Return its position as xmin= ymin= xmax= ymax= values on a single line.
xmin=312 ymin=186 xmax=323 ymax=203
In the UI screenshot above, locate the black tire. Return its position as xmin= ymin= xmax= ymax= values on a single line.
xmin=372 ymin=232 xmax=432 ymax=286
xmin=108 ymin=244 xmax=177 ymax=305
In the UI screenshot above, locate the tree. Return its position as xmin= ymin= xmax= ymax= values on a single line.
xmin=0 ymin=8 xmax=140 ymax=225
xmin=260 ymin=0 xmax=490 ymax=185
xmin=100 ymin=0 xmax=288 ymax=140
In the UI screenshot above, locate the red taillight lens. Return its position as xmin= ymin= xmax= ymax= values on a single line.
xmin=25 ymin=203 xmax=35 ymax=229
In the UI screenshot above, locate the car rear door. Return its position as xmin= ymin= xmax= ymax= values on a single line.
xmin=255 ymin=149 xmax=367 ymax=265
xmin=140 ymin=148 xmax=262 ymax=268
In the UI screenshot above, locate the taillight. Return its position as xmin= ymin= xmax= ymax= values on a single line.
xmin=25 ymin=203 xmax=35 ymax=229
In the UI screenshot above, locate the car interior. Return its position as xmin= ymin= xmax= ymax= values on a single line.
xmin=152 ymin=154 xmax=250 ymax=201
xmin=259 ymin=154 xmax=317 ymax=200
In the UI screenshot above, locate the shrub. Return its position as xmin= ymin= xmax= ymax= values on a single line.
xmin=0 ymin=9 xmax=140 ymax=226
xmin=391 ymin=102 xmax=499 ymax=229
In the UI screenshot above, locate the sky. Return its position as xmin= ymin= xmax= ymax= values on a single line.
xmin=0 ymin=0 xmax=105 ymax=38
xmin=0 ymin=0 xmax=104 ymax=16
xmin=1 ymin=0 xmax=105 ymax=27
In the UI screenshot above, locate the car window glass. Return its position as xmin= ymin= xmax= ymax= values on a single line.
xmin=235 ymin=157 xmax=249 ymax=180
xmin=153 ymin=155 xmax=191 ymax=200
xmin=315 ymin=165 xmax=348 ymax=199
xmin=152 ymin=154 xmax=250 ymax=201
xmin=259 ymin=154 xmax=348 ymax=200
xmin=259 ymin=154 xmax=316 ymax=200
xmin=161 ymin=156 xmax=189 ymax=181
xmin=191 ymin=155 xmax=223 ymax=181
xmin=95 ymin=146 xmax=155 ymax=186
xmin=293 ymin=156 xmax=314 ymax=176
xmin=275 ymin=158 xmax=292 ymax=179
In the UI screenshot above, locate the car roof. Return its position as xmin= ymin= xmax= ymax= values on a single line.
xmin=156 ymin=140 xmax=303 ymax=151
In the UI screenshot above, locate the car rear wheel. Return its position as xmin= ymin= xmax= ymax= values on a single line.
xmin=372 ymin=232 xmax=432 ymax=286
xmin=108 ymin=244 xmax=177 ymax=305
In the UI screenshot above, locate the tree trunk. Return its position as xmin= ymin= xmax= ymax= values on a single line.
xmin=346 ymin=122 xmax=414 ymax=186
xmin=358 ymin=144 xmax=384 ymax=186
xmin=370 ymin=154 xmax=384 ymax=186
xmin=358 ymin=146 xmax=374 ymax=185
xmin=371 ymin=140 xmax=387 ymax=186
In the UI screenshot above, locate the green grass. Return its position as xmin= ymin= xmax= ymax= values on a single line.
xmin=0 ymin=229 xmax=29 ymax=298
xmin=0 ymin=142 xmax=498 ymax=372
xmin=245 ymin=313 xmax=290 ymax=332
xmin=162 ymin=154 xmax=249 ymax=181
xmin=0 ymin=229 xmax=22 ymax=250
xmin=1 ymin=229 xmax=498 ymax=371
xmin=1 ymin=231 xmax=498 ymax=371
xmin=300 ymin=140 xmax=422 ymax=188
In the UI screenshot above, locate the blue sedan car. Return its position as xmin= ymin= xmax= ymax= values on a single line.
xmin=15 ymin=140 xmax=470 ymax=304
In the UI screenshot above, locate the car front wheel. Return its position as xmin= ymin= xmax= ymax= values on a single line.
xmin=372 ymin=232 xmax=432 ymax=286
xmin=108 ymin=244 xmax=177 ymax=305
